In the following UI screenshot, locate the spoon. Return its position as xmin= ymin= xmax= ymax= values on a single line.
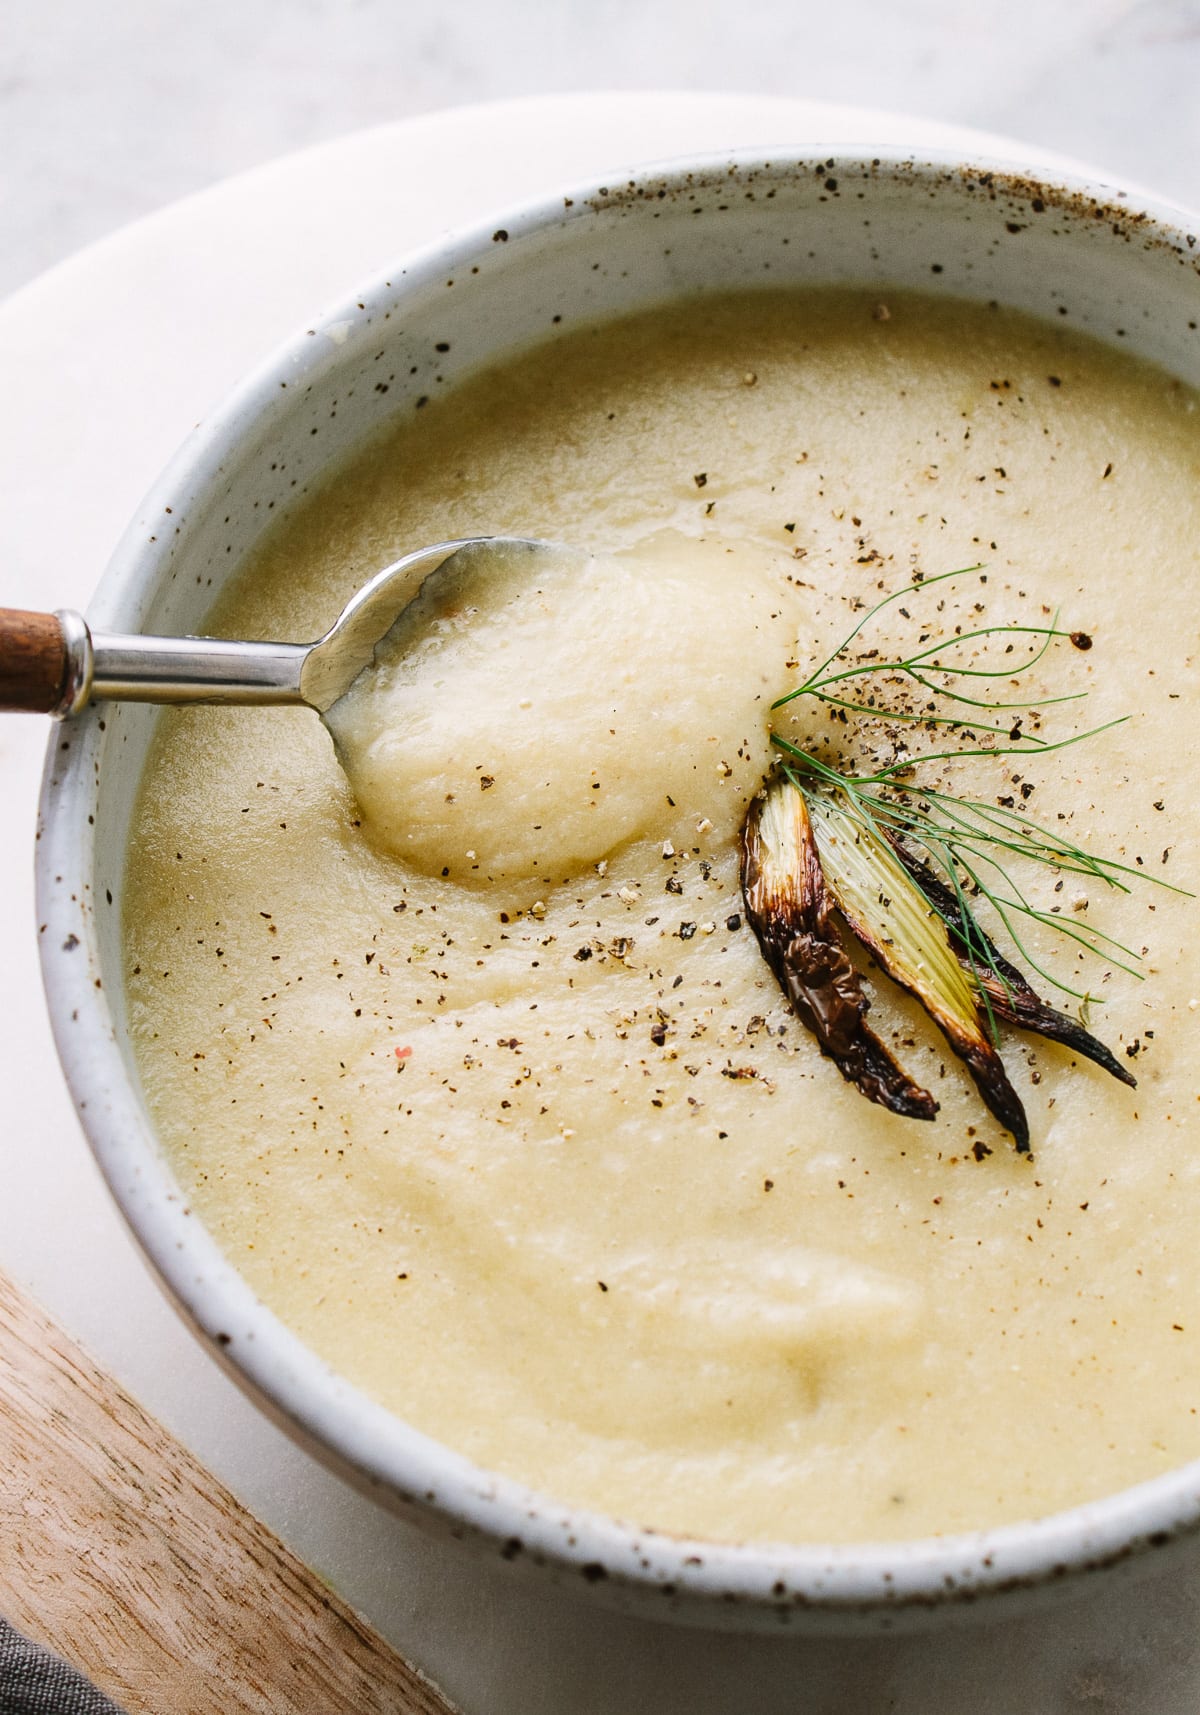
xmin=0 ymin=538 xmax=540 ymax=718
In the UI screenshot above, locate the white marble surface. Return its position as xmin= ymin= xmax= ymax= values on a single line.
xmin=3 ymin=0 xmax=1199 ymax=298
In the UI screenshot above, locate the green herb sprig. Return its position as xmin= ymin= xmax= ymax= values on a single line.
xmin=769 ymin=565 xmax=1187 ymax=1008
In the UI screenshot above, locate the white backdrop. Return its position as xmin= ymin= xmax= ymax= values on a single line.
xmin=4 ymin=0 xmax=1199 ymax=296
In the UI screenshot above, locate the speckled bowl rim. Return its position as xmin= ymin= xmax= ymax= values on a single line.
xmin=36 ymin=145 xmax=1200 ymax=1632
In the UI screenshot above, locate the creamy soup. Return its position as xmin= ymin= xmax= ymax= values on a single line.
xmin=124 ymin=290 xmax=1200 ymax=1545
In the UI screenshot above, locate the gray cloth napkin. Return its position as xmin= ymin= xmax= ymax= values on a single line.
xmin=0 ymin=1618 xmax=127 ymax=1715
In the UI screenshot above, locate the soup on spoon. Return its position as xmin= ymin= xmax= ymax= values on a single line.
xmin=325 ymin=534 xmax=794 ymax=887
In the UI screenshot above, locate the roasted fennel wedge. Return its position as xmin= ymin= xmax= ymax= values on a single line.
xmin=743 ymin=773 xmax=1034 ymax=1149
xmin=800 ymin=778 xmax=1030 ymax=1149
xmin=887 ymin=840 xmax=1136 ymax=1091
xmin=740 ymin=775 xmax=938 ymax=1121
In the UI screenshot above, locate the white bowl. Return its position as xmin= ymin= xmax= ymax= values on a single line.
xmin=36 ymin=148 xmax=1200 ymax=1635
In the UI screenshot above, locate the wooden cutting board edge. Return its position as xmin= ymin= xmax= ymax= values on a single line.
xmin=0 ymin=1265 xmax=460 ymax=1715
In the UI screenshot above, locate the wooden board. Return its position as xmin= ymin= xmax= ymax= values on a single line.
xmin=0 ymin=1268 xmax=459 ymax=1714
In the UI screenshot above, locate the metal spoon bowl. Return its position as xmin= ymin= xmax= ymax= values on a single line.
xmin=0 ymin=536 xmax=542 ymax=719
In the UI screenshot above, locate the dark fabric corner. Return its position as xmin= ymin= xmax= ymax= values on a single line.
xmin=0 ymin=1617 xmax=129 ymax=1715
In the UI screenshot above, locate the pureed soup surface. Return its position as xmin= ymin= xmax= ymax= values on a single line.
xmin=124 ymin=289 xmax=1200 ymax=1545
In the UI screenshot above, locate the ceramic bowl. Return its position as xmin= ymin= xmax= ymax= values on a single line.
xmin=35 ymin=148 xmax=1200 ymax=1634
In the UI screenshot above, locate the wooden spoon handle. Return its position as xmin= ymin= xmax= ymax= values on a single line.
xmin=0 ymin=608 xmax=71 ymax=713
